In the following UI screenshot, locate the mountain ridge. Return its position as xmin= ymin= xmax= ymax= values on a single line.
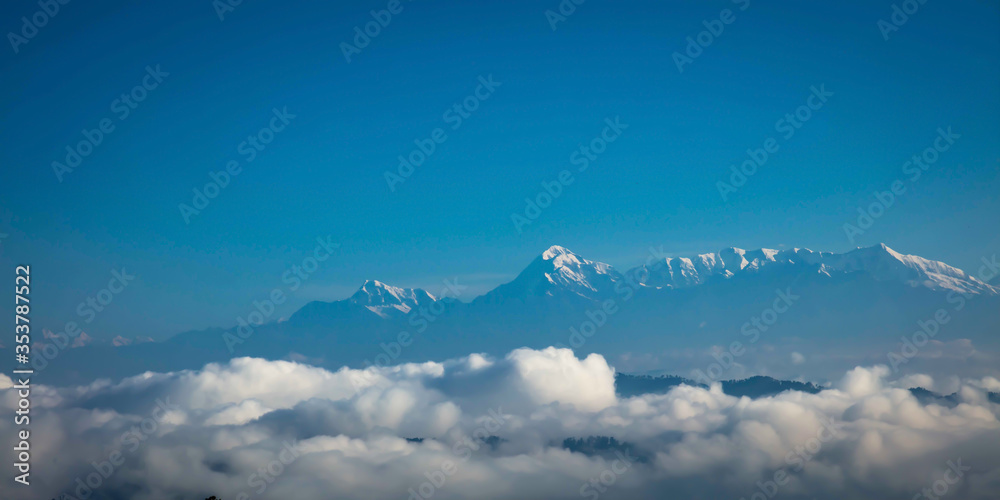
xmin=12 ymin=242 xmax=1000 ymax=385
xmin=322 ymin=243 xmax=997 ymax=308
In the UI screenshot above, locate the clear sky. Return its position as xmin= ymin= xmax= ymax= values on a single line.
xmin=1 ymin=0 xmax=998 ymax=340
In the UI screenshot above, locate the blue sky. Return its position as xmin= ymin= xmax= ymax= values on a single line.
xmin=1 ymin=0 xmax=998 ymax=339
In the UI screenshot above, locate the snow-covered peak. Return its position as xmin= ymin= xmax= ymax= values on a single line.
xmin=830 ymin=244 xmax=996 ymax=295
xmin=719 ymin=247 xmax=749 ymax=271
xmin=541 ymin=245 xmax=590 ymax=271
xmin=542 ymin=245 xmax=574 ymax=260
xmin=349 ymin=280 xmax=436 ymax=316
xmin=634 ymin=243 xmax=998 ymax=296
xmin=482 ymin=245 xmax=624 ymax=302
xmin=537 ymin=246 xmax=620 ymax=296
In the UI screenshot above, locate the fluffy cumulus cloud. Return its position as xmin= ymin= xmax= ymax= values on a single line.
xmin=2 ymin=347 xmax=999 ymax=500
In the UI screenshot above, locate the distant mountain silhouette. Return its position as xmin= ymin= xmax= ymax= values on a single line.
xmin=615 ymin=373 xmax=822 ymax=398
xmin=12 ymin=244 xmax=1000 ymax=385
xmin=616 ymin=374 xmax=1000 ymax=408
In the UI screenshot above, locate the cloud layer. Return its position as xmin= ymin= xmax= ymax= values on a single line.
xmin=2 ymin=347 xmax=999 ymax=500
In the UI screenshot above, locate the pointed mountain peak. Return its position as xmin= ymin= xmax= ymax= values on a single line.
xmin=538 ymin=245 xmax=598 ymax=273
xmin=358 ymin=279 xmax=393 ymax=292
xmin=847 ymin=243 xmax=917 ymax=269
xmin=869 ymin=242 xmax=898 ymax=254
xmin=350 ymin=280 xmax=436 ymax=309
xmin=839 ymin=244 xmax=996 ymax=295
xmin=542 ymin=245 xmax=576 ymax=261
xmin=480 ymin=245 xmax=623 ymax=303
xmin=718 ymin=247 xmax=749 ymax=271
xmin=855 ymin=242 xmax=902 ymax=258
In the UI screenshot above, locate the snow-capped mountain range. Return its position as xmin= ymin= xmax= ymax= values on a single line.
xmin=633 ymin=243 xmax=997 ymax=296
xmin=15 ymin=243 xmax=1000 ymax=385
xmin=349 ymin=279 xmax=437 ymax=317
xmin=353 ymin=243 xmax=997 ymax=307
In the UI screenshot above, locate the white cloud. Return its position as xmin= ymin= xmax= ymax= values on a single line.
xmin=790 ymin=352 xmax=806 ymax=365
xmin=1 ymin=348 xmax=999 ymax=500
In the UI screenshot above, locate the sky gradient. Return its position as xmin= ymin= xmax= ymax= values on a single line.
xmin=1 ymin=0 xmax=998 ymax=340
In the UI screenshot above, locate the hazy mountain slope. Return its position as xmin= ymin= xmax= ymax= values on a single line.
xmin=12 ymin=243 xmax=999 ymax=385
